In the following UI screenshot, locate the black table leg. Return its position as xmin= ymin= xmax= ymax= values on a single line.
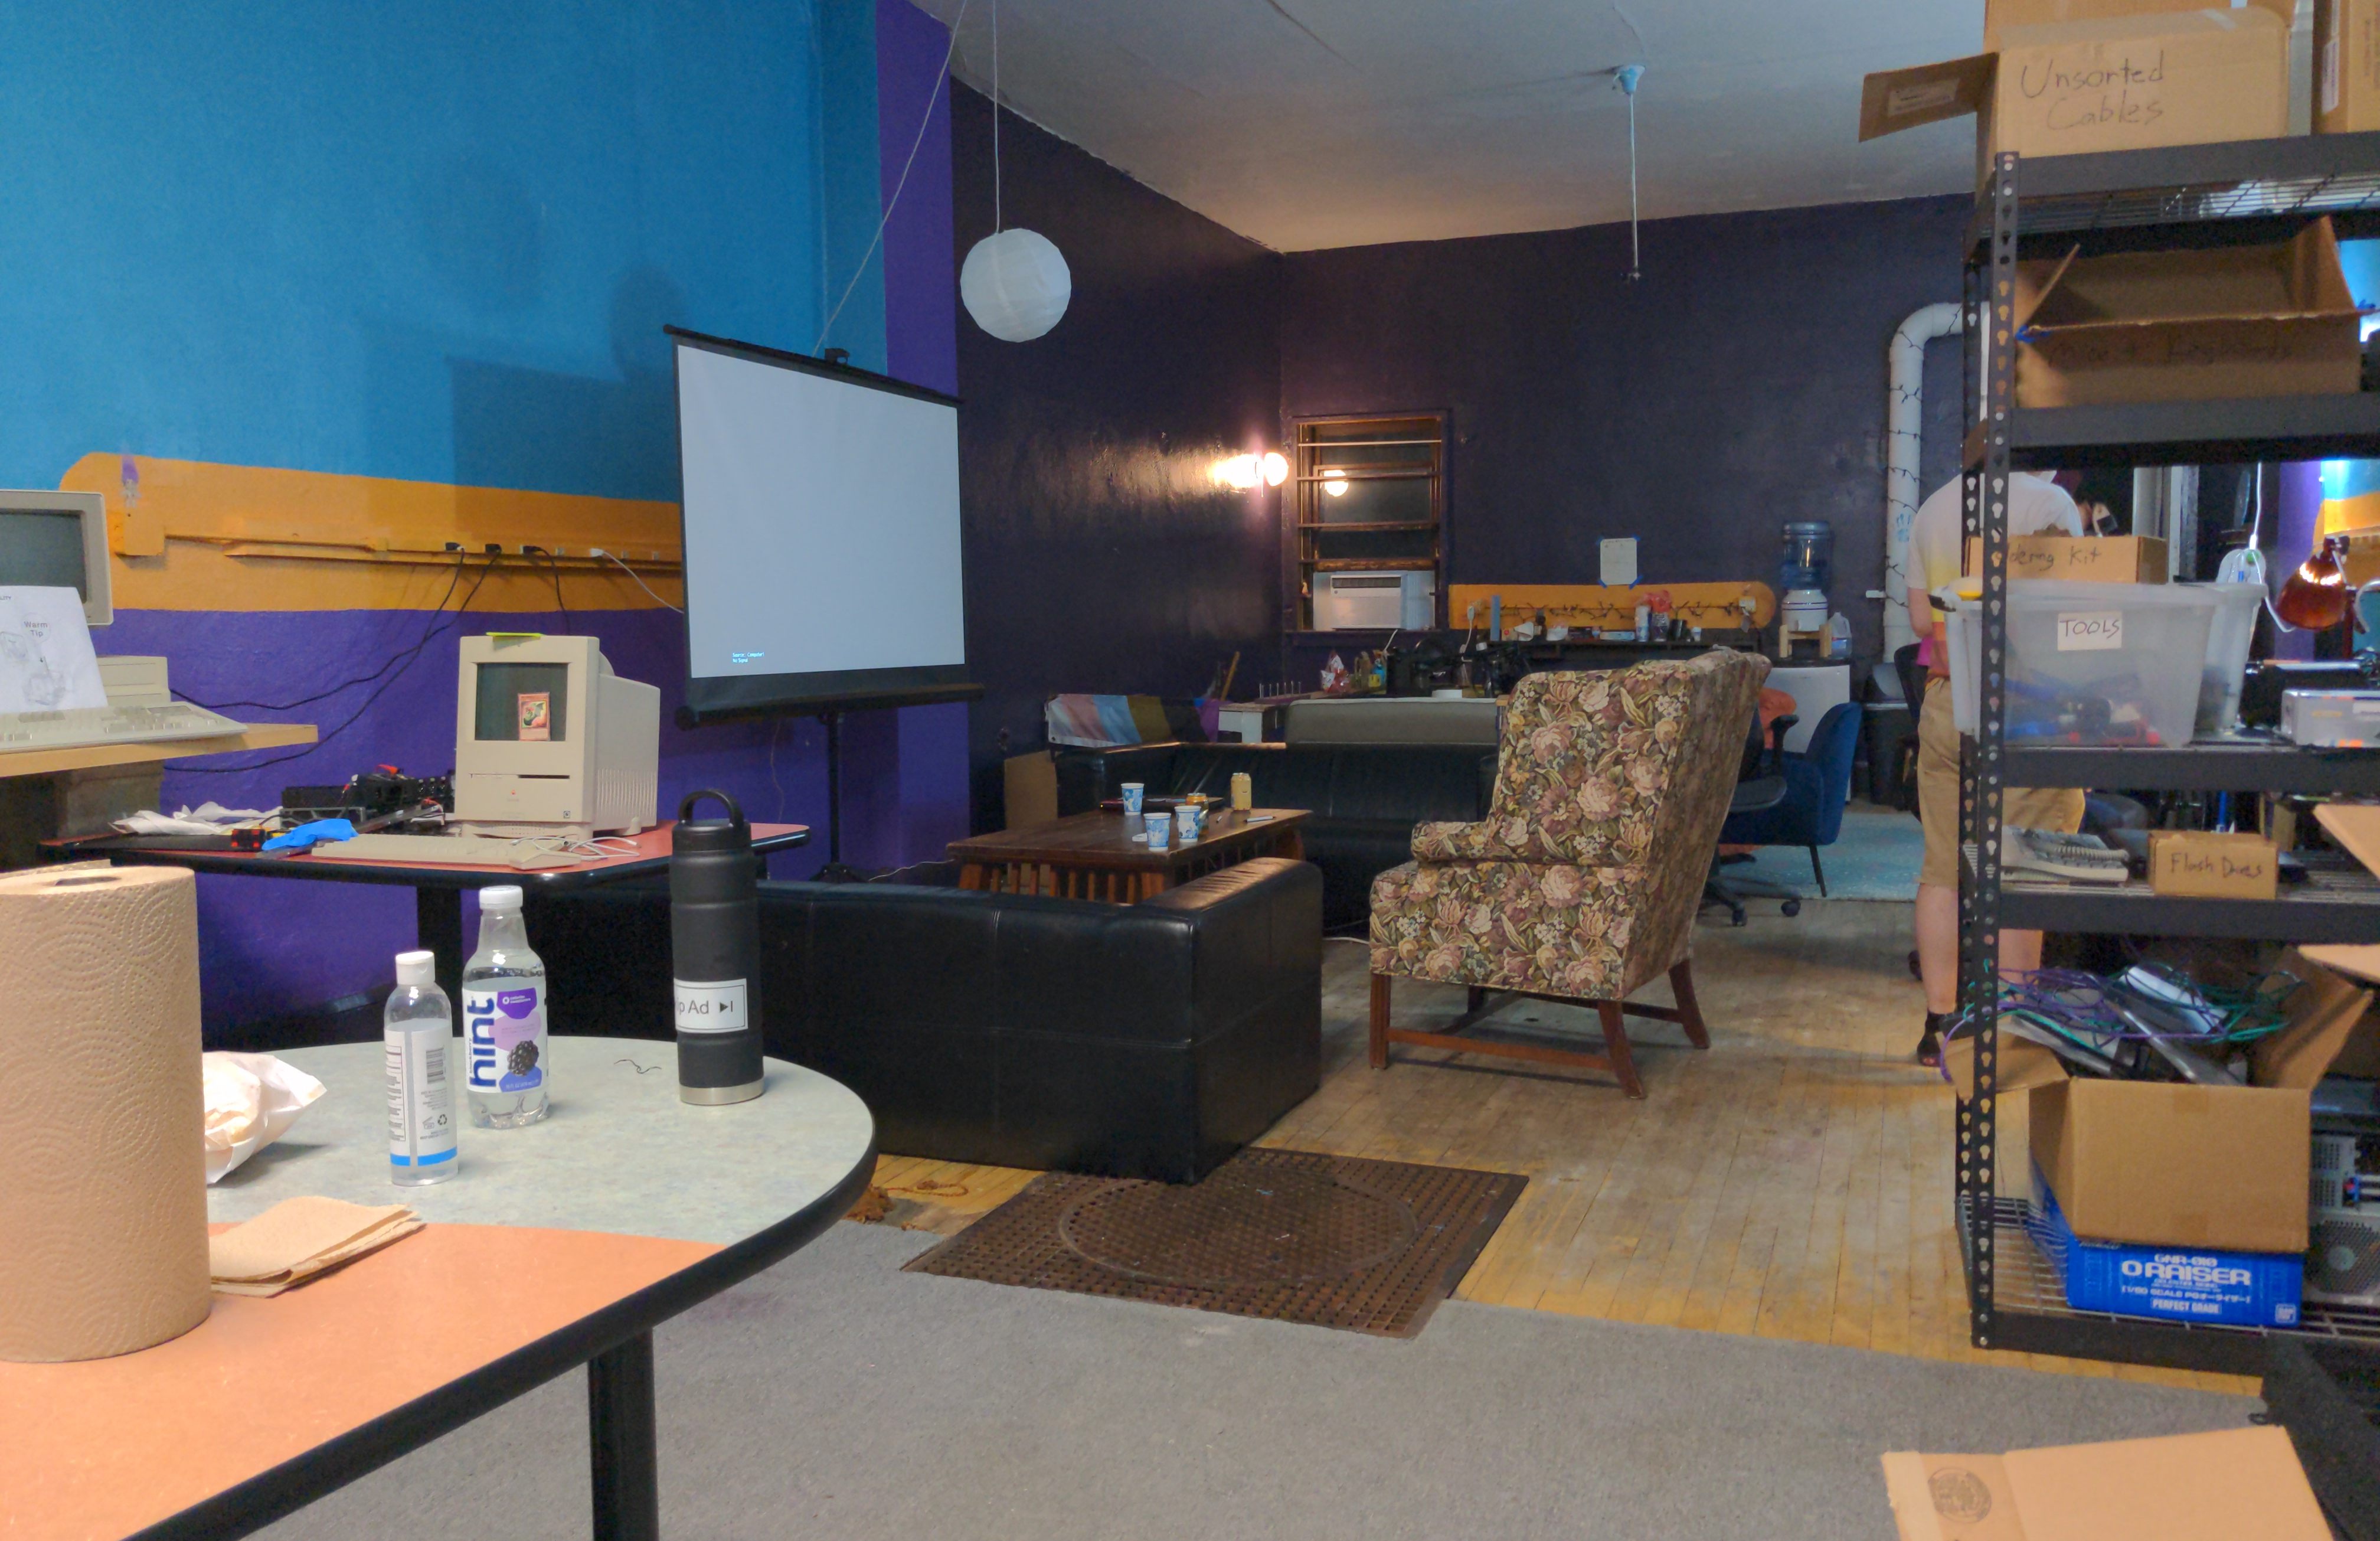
xmin=415 ymin=887 xmax=463 ymax=1006
xmin=588 ymin=1331 xmax=659 ymax=1541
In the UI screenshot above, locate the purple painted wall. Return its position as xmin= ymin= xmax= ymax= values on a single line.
xmin=949 ymin=83 xmax=1284 ymax=828
xmin=1279 ymin=195 xmax=1974 ymax=662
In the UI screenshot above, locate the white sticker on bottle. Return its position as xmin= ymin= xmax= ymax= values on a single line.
xmin=675 ymin=978 xmax=749 ymax=1034
xmin=2054 ymin=610 xmax=2124 ymax=651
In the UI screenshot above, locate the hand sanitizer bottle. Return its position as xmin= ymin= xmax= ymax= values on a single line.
xmin=463 ymin=884 xmax=550 ymax=1128
xmin=385 ymin=949 xmax=457 ymax=1184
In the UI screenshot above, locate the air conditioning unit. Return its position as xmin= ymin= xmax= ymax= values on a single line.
xmin=2306 ymin=1208 xmax=2380 ymax=1307
xmin=1313 ymin=571 xmax=1434 ymax=631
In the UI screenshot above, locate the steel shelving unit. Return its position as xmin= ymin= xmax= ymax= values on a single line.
xmin=1958 ymin=134 xmax=2380 ymax=1374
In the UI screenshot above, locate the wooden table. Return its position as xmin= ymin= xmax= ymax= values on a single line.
xmin=950 ymin=807 xmax=1307 ymax=902
xmin=47 ymin=820 xmax=809 ymax=1004
xmin=0 ymin=1037 xmax=877 ymax=1541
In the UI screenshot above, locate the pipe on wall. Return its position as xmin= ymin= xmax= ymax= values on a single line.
xmin=1883 ymin=301 xmax=1963 ymax=661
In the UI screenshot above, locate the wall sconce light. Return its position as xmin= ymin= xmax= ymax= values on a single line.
xmin=1214 ymin=451 xmax=1290 ymax=492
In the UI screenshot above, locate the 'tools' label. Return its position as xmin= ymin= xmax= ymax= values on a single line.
xmin=675 ymin=978 xmax=749 ymax=1035
xmin=464 ymin=985 xmax=545 ymax=1092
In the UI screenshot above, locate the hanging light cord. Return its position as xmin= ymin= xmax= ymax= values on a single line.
xmin=992 ymin=0 xmax=1002 ymax=233
xmin=1616 ymin=64 xmax=1643 ymax=282
xmin=813 ymin=0 xmax=973 ymax=355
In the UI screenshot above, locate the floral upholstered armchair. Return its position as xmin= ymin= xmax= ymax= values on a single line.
xmin=1367 ymin=649 xmax=1769 ymax=1098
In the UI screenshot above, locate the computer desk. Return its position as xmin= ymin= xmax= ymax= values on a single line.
xmin=50 ymin=821 xmax=809 ymax=1004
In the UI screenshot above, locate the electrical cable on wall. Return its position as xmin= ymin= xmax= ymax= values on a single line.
xmin=814 ymin=0 xmax=974 ymax=355
xmin=174 ymin=553 xmax=503 ymax=775
xmin=590 ymin=547 xmax=683 ymax=613
xmin=175 ymin=548 xmax=470 ymax=713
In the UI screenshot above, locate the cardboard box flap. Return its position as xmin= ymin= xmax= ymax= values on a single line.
xmin=2252 ymin=946 xmax=2377 ymax=1089
xmin=2020 ymin=220 xmax=2359 ymax=333
xmin=1943 ymin=1033 xmax=2070 ymax=1101
xmin=2314 ymin=801 xmax=2380 ymax=877
xmin=1881 ymin=1451 xmax=2026 ymax=1540
xmin=1861 ymin=54 xmax=1993 ymax=141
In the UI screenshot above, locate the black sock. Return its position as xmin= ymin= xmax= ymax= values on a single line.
xmin=1920 ymin=1010 xmax=1946 ymax=1040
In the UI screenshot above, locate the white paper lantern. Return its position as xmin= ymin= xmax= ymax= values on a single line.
xmin=960 ymin=228 xmax=1071 ymax=342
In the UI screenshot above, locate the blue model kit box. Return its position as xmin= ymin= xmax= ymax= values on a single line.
xmin=2029 ymin=1171 xmax=2303 ymax=1328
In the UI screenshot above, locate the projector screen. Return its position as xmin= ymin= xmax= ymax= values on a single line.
xmin=671 ymin=328 xmax=975 ymax=723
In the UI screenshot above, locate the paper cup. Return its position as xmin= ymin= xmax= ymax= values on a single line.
xmin=1145 ymin=811 xmax=1171 ymax=848
xmin=1120 ymin=782 xmax=1145 ymax=816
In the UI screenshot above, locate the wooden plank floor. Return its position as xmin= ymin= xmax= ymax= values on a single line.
xmin=860 ymin=902 xmax=2253 ymax=1395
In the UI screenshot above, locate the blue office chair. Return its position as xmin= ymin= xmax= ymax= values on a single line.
xmin=1717 ymin=700 xmax=1862 ymax=897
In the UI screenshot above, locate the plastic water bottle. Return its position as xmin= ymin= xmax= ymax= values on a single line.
xmin=462 ymin=884 xmax=550 ymax=1128
xmin=384 ymin=949 xmax=457 ymax=1185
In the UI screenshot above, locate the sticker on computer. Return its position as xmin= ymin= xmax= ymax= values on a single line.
xmin=516 ymin=691 xmax=551 ymax=740
xmin=675 ymin=978 xmax=748 ymax=1035
xmin=2054 ymin=611 xmax=2123 ymax=651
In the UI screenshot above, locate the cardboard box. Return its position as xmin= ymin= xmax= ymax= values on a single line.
xmin=2012 ymin=218 xmax=2364 ymax=407
xmin=1944 ymin=1033 xmax=2071 ymax=1101
xmin=1880 ymin=1425 xmax=2330 ymax=1541
xmin=1002 ymin=749 xmax=1057 ymax=831
xmin=2030 ymin=1078 xmax=2310 ymax=1252
xmin=2147 ymin=829 xmax=2278 ymax=899
xmin=1862 ymin=7 xmax=2291 ymax=176
xmin=2317 ymin=0 xmax=2380 ymax=132
xmin=1966 ymin=533 xmax=2169 ymax=582
xmin=1986 ymin=0 xmax=2295 ymax=51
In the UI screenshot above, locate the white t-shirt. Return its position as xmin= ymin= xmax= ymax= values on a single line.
xmin=1908 ymin=471 xmax=2082 ymax=624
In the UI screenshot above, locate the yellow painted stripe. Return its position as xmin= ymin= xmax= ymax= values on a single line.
xmin=60 ymin=453 xmax=685 ymax=612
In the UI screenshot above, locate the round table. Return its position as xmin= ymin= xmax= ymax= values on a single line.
xmin=212 ymin=1036 xmax=875 ymax=1246
xmin=5 ymin=1037 xmax=874 ymax=1541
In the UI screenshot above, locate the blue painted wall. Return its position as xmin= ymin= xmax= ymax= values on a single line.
xmin=0 ymin=0 xmax=965 ymax=1029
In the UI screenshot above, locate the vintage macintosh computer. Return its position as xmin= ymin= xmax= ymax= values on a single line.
xmin=452 ymin=634 xmax=661 ymax=837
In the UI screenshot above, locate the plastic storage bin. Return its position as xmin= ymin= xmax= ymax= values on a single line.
xmin=1945 ymin=581 xmax=2222 ymax=747
xmin=2027 ymin=1174 xmax=2302 ymax=1328
xmin=2195 ymin=580 xmax=2267 ymax=737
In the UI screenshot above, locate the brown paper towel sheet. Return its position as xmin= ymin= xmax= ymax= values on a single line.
xmin=210 ymin=1196 xmax=423 ymax=1297
xmin=0 ymin=864 xmax=211 ymax=1362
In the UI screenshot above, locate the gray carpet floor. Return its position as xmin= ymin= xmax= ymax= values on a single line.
xmin=256 ymin=1222 xmax=2255 ymax=1540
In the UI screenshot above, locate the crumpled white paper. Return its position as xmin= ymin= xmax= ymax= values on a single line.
xmin=116 ymin=802 xmax=276 ymax=837
xmin=202 ymin=1052 xmax=326 ymax=1183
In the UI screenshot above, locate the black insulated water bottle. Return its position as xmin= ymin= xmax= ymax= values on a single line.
xmin=672 ymin=789 xmax=764 ymax=1105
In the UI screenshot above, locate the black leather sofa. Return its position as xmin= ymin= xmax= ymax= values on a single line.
xmin=526 ymin=856 xmax=1322 ymax=1183
xmin=1055 ymin=742 xmax=1498 ymax=928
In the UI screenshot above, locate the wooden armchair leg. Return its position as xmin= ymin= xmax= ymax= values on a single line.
xmin=1596 ymin=1001 xmax=1646 ymax=1099
xmin=1369 ymin=973 xmax=1392 ymax=1069
xmin=1668 ymin=960 xmax=1711 ymax=1050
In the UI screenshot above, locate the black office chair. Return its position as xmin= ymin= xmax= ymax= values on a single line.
xmin=1702 ymin=711 xmax=1795 ymax=926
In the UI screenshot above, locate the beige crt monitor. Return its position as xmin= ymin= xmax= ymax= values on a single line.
xmin=452 ymin=635 xmax=661 ymax=837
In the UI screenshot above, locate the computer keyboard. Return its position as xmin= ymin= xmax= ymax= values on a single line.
xmin=2003 ymin=828 xmax=2131 ymax=885
xmin=312 ymin=833 xmax=600 ymax=870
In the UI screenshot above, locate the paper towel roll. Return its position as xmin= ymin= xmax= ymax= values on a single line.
xmin=0 ymin=864 xmax=210 ymax=1362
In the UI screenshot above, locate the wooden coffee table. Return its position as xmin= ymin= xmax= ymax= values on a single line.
xmin=950 ymin=807 xmax=1307 ymax=902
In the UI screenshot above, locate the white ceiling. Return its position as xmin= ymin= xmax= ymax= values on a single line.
xmin=915 ymin=0 xmax=1990 ymax=252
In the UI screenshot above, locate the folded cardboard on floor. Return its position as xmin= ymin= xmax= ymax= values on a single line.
xmin=2012 ymin=219 xmax=2364 ymax=407
xmin=1861 ymin=4 xmax=2291 ymax=177
xmin=1881 ymin=1425 xmax=2329 ymax=1541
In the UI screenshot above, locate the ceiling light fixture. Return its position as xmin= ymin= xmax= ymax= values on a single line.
xmin=1614 ymin=63 xmax=1645 ymax=283
xmin=959 ymin=0 xmax=1073 ymax=342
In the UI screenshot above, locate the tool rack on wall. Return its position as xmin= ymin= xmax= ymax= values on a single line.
xmin=1958 ymin=135 xmax=2380 ymax=1373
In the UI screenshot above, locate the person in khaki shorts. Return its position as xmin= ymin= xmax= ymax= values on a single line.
xmin=1908 ymin=471 xmax=2085 ymax=1066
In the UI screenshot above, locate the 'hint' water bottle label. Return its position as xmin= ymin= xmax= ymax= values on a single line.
xmin=675 ymin=978 xmax=748 ymax=1034
xmin=465 ymin=985 xmax=545 ymax=1093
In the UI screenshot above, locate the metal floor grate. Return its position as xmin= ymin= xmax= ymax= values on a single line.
xmin=904 ymin=1147 xmax=1526 ymax=1338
